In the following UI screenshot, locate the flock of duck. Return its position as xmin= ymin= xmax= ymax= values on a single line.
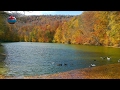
xmin=89 ymin=56 xmax=120 ymax=67
xmin=53 ymin=56 xmax=120 ymax=68
xmin=1 ymin=52 xmax=120 ymax=68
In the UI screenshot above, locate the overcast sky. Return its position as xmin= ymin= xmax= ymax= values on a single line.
xmin=8 ymin=11 xmax=83 ymax=16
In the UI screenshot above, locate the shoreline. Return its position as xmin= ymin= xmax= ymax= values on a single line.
xmin=1 ymin=63 xmax=120 ymax=79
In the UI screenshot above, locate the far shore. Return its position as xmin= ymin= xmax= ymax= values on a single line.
xmin=0 ymin=63 xmax=120 ymax=79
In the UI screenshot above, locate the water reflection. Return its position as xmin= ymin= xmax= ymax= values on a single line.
xmin=1 ymin=42 xmax=120 ymax=76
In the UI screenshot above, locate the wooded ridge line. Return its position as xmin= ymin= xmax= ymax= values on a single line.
xmin=0 ymin=11 xmax=120 ymax=47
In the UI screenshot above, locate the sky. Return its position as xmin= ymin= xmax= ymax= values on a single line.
xmin=8 ymin=11 xmax=83 ymax=16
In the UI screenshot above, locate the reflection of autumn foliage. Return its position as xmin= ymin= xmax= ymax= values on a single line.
xmin=1 ymin=11 xmax=120 ymax=47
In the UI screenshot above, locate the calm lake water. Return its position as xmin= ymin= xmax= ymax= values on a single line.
xmin=1 ymin=42 xmax=120 ymax=76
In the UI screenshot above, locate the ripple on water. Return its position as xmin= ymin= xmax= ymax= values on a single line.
xmin=1 ymin=42 xmax=120 ymax=76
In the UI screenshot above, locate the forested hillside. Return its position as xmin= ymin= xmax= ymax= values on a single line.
xmin=54 ymin=11 xmax=120 ymax=47
xmin=0 ymin=11 xmax=9 ymax=42
xmin=1 ymin=14 xmax=73 ymax=42
xmin=0 ymin=11 xmax=120 ymax=47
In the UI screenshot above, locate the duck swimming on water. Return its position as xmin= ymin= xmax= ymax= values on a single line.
xmin=107 ymin=57 xmax=111 ymax=61
xmin=89 ymin=64 xmax=96 ymax=67
xmin=118 ymin=59 xmax=120 ymax=62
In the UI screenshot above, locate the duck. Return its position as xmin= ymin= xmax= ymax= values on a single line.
xmin=64 ymin=63 xmax=67 ymax=66
xmin=107 ymin=57 xmax=111 ymax=61
xmin=100 ymin=57 xmax=106 ymax=59
xmin=57 ymin=64 xmax=62 ymax=66
xmin=118 ymin=59 xmax=120 ymax=62
xmin=89 ymin=64 xmax=96 ymax=67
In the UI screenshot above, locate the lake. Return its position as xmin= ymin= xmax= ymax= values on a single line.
xmin=1 ymin=42 xmax=120 ymax=77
